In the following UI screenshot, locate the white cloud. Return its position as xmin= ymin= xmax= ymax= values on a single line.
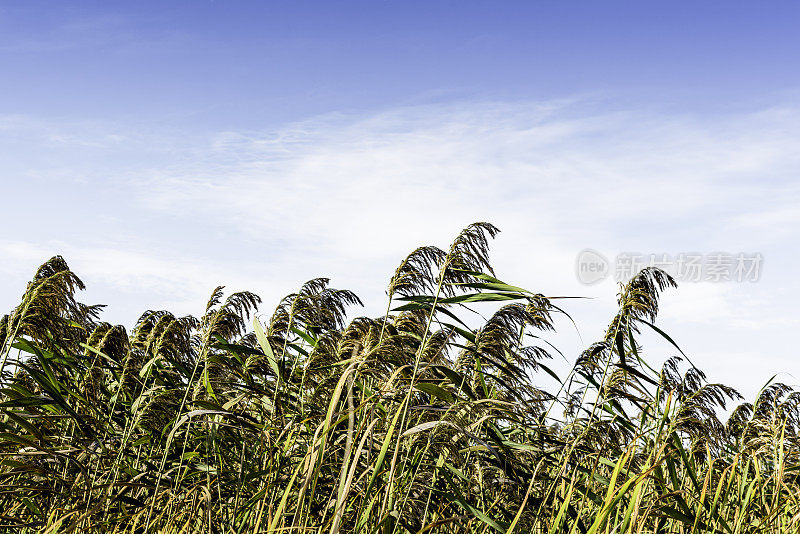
xmin=141 ymin=101 xmax=800 ymax=239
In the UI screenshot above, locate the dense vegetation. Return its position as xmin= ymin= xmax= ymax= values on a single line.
xmin=1 ymin=223 xmax=798 ymax=533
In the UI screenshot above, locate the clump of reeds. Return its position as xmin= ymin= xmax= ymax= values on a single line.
xmin=1 ymin=222 xmax=798 ymax=533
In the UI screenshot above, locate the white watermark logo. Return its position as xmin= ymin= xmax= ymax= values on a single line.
xmin=576 ymin=249 xmax=610 ymax=285
xmin=576 ymin=251 xmax=763 ymax=285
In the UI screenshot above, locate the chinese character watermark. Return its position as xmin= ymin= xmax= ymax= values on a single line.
xmin=575 ymin=251 xmax=763 ymax=285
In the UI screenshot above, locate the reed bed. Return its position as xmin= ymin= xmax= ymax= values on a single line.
xmin=1 ymin=222 xmax=798 ymax=533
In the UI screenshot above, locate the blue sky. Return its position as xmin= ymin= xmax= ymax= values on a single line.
xmin=2 ymin=1 xmax=800 ymax=398
xmin=5 ymin=1 xmax=800 ymax=124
